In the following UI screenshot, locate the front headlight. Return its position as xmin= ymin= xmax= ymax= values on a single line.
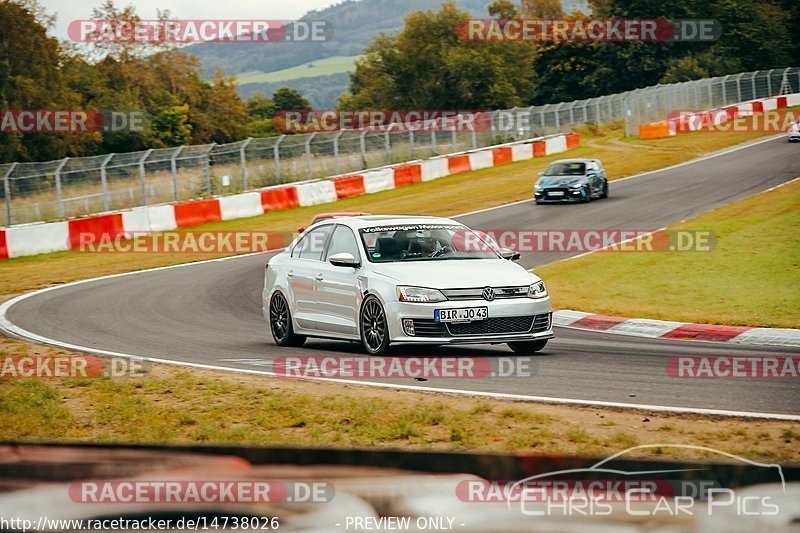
xmin=570 ymin=181 xmax=583 ymax=188
xmin=397 ymin=286 xmax=447 ymax=303
xmin=527 ymin=281 xmax=548 ymax=299
xmin=534 ymin=183 xmax=542 ymax=190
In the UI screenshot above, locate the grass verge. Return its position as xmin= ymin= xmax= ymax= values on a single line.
xmin=1 ymin=337 xmax=798 ymax=462
xmin=538 ymin=178 xmax=800 ymax=328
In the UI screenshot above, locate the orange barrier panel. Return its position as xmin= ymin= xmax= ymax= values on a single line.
xmin=532 ymin=141 xmax=546 ymax=157
xmin=174 ymin=198 xmax=222 ymax=228
xmin=261 ymin=187 xmax=299 ymax=212
xmin=639 ymin=122 xmax=671 ymax=139
xmin=0 ymin=230 xmax=7 ymax=260
xmin=447 ymin=155 xmax=472 ymax=175
xmin=752 ymin=100 xmax=764 ymax=113
xmin=393 ymin=164 xmax=422 ymax=187
xmin=68 ymin=213 xmax=125 ymax=249
xmin=333 ymin=175 xmax=366 ymax=199
xmin=492 ymin=147 xmax=513 ymax=166
xmin=565 ymin=133 xmax=580 ymax=149
xmin=777 ymin=96 xmax=788 ymax=109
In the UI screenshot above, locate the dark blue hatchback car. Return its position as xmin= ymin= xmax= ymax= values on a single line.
xmin=534 ymin=158 xmax=609 ymax=204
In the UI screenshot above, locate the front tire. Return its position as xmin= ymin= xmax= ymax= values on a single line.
xmin=600 ymin=180 xmax=609 ymax=198
xmin=582 ymin=185 xmax=592 ymax=203
xmin=269 ymin=292 xmax=306 ymax=347
xmin=360 ymin=296 xmax=390 ymax=355
xmin=507 ymin=339 xmax=548 ymax=354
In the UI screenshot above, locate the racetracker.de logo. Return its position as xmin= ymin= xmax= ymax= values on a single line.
xmin=68 ymin=19 xmax=332 ymax=43
xmin=0 ymin=110 xmax=145 ymax=133
xmin=69 ymin=480 xmax=333 ymax=504
xmin=273 ymin=110 xmax=491 ymax=133
xmin=0 ymin=355 xmax=148 ymax=379
xmin=273 ymin=356 xmax=537 ymax=379
xmin=457 ymin=18 xmax=720 ymax=42
xmin=666 ymin=356 xmax=800 ymax=379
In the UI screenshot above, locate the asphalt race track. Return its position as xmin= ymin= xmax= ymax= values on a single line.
xmin=4 ymin=136 xmax=800 ymax=416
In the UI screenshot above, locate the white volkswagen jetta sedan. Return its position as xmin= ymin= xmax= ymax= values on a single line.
xmin=263 ymin=215 xmax=553 ymax=355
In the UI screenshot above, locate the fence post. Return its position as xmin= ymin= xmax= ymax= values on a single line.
xmin=766 ymin=69 xmax=773 ymax=96
xmin=384 ymin=130 xmax=391 ymax=163
xmin=721 ymin=75 xmax=729 ymax=104
xmin=240 ymin=137 xmax=252 ymax=190
xmin=4 ymin=162 xmax=17 ymax=226
xmin=203 ymin=144 xmax=215 ymax=195
xmin=554 ymin=103 xmax=563 ymax=131
xmin=139 ymin=149 xmax=153 ymax=205
xmin=304 ymin=133 xmax=316 ymax=179
xmin=431 ymin=129 xmax=437 ymax=154
xmin=409 ymin=130 xmax=415 ymax=159
xmin=170 ymin=146 xmax=183 ymax=201
xmin=333 ymin=131 xmax=344 ymax=175
xmin=359 ymin=131 xmax=368 ymax=168
xmin=274 ymin=136 xmax=285 ymax=183
xmin=55 ymin=157 xmax=68 ymax=218
xmin=470 ymin=128 xmax=477 ymax=150
xmin=751 ymin=71 xmax=758 ymax=99
xmin=540 ymin=104 xmax=549 ymax=131
xmin=100 ymin=153 xmax=113 ymax=211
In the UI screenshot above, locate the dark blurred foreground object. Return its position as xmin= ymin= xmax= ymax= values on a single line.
xmin=0 ymin=443 xmax=797 ymax=531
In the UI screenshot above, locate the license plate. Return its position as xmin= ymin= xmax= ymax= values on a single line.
xmin=547 ymin=191 xmax=565 ymax=197
xmin=435 ymin=307 xmax=488 ymax=323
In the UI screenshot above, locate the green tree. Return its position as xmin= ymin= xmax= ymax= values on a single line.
xmin=273 ymin=87 xmax=312 ymax=112
xmin=247 ymin=94 xmax=277 ymax=120
xmin=340 ymin=2 xmax=537 ymax=110
xmin=151 ymin=100 xmax=192 ymax=146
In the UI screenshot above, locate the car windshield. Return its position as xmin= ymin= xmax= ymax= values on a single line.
xmin=545 ymin=162 xmax=586 ymax=175
xmin=359 ymin=224 xmax=500 ymax=262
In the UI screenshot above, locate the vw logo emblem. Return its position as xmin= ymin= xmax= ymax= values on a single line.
xmin=482 ymin=287 xmax=496 ymax=301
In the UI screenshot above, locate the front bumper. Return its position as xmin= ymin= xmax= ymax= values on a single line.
xmin=788 ymin=132 xmax=800 ymax=142
xmin=384 ymin=297 xmax=554 ymax=345
xmin=535 ymin=187 xmax=585 ymax=202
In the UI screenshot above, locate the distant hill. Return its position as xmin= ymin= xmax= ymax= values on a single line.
xmin=186 ymin=0 xmax=591 ymax=107
xmin=188 ymin=0 xmax=491 ymax=76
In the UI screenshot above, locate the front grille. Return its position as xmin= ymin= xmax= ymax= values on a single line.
xmin=410 ymin=313 xmax=550 ymax=337
xmin=441 ymin=286 xmax=529 ymax=301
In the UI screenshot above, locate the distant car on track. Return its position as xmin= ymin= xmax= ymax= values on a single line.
xmin=264 ymin=215 xmax=553 ymax=355
xmin=298 ymin=212 xmax=371 ymax=233
xmin=788 ymin=119 xmax=800 ymax=142
xmin=534 ymin=158 xmax=609 ymax=204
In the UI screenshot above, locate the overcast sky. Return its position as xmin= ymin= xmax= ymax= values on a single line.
xmin=39 ymin=0 xmax=342 ymax=40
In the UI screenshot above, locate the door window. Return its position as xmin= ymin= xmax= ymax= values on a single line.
xmin=325 ymin=226 xmax=361 ymax=261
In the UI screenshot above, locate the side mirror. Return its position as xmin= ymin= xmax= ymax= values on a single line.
xmin=329 ymin=252 xmax=360 ymax=268
xmin=537 ymin=171 xmax=544 ymax=176
xmin=500 ymin=250 xmax=521 ymax=261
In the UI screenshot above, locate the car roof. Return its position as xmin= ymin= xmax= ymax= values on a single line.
xmin=322 ymin=215 xmax=461 ymax=230
xmin=549 ymin=158 xmax=599 ymax=164
xmin=313 ymin=212 xmax=371 ymax=220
